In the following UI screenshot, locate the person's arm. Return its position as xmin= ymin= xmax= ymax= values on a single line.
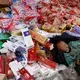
xmin=68 ymin=41 xmax=80 ymax=67
xmin=60 ymin=32 xmax=78 ymax=43
xmin=49 ymin=32 xmax=78 ymax=44
xmin=69 ymin=41 xmax=80 ymax=60
xmin=64 ymin=53 xmax=76 ymax=67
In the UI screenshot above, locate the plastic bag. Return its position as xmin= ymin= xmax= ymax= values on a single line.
xmin=59 ymin=67 xmax=78 ymax=80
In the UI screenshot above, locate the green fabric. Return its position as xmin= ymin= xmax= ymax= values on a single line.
xmin=0 ymin=33 xmax=11 ymax=48
xmin=64 ymin=41 xmax=80 ymax=67
xmin=0 ymin=33 xmax=11 ymax=40
xmin=0 ymin=41 xmax=3 ymax=48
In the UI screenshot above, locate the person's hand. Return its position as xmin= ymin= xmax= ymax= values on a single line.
xmin=76 ymin=60 xmax=80 ymax=65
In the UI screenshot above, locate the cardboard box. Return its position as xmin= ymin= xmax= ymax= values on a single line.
xmin=30 ymin=30 xmax=48 ymax=45
xmin=5 ymin=57 xmax=14 ymax=78
xmin=28 ymin=47 xmax=37 ymax=63
xmin=0 ymin=74 xmax=7 ymax=80
xmin=0 ymin=0 xmax=10 ymax=7
xmin=21 ymin=28 xmax=34 ymax=48
xmin=0 ymin=56 xmax=5 ymax=74
xmin=19 ymin=68 xmax=34 ymax=80
xmin=37 ymin=56 xmax=57 ymax=69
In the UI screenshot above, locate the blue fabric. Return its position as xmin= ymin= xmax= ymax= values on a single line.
xmin=64 ymin=53 xmax=74 ymax=65
xmin=64 ymin=41 xmax=80 ymax=67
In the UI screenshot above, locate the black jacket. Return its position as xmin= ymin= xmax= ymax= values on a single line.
xmin=50 ymin=32 xmax=78 ymax=66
